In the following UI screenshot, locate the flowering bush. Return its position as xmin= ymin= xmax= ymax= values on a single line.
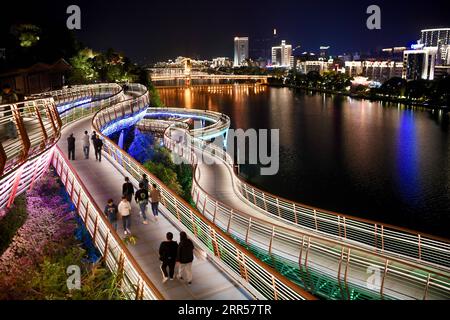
xmin=0 ymin=169 xmax=123 ymax=300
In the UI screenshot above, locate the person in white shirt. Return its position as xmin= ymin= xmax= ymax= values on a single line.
xmin=118 ymin=196 xmax=132 ymax=235
xmin=82 ymin=131 xmax=90 ymax=159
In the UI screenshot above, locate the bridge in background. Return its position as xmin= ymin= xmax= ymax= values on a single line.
xmin=148 ymin=59 xmax=269 ymax=84
xmin=1 ymin=83 xmax=449 ymax=300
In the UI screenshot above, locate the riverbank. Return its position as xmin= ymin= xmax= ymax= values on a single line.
xmin=268 ymin=83 xmax=449 ymax=111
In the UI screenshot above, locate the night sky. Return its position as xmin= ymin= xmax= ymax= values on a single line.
xmin=3 ymin=0 xmax=450 ymax=64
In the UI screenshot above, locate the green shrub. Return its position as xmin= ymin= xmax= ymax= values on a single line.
xmin=0 ymin=195 xmax=28 ymax=255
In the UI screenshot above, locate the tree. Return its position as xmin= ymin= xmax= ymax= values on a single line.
xmin=307 ymin=71 xmax=322 ymax=88
xmin=405 ymin=80 xmax=428 ymax=100
xmin=69 ymin=49 xmax=99 ymax=84
xmin=380 ymin=77 xmax=407 ymax=97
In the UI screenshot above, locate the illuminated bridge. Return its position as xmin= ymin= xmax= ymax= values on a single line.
xmin=1 ymin=83 xmax=449 ymax=300
xmin=149 ymin=65 xmax=269 ymax=84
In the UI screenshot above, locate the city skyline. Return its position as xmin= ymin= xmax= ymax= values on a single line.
xmin=2 ymin=0 xmax=450 ymax=64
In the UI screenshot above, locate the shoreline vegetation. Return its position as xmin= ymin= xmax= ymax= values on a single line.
xmin=0 ymin=169 xmax=124 ymax=300
xmin=268 ymin=71 xmax=450 ymax=111
xmin=268 ymin=83 xmax=449 ymax=110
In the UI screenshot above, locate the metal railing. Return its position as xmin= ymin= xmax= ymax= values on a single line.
xmin=0 ymin=84 xmax=124 ymax=210
xmin=145 ymin=107 xmax=230 ymax=140
xmin=51 ymin=146 xmax=164 ymax=300
xmin=0 ymin=147 xmax=54 ymax=209
xmin=0 ymin=97 xmax=61 ymax=177
xmin=163 ymin=125 xmax=450 ymax=300
xmin=93 ymin=99 xmax=315 ymax=300
xmin=58 ymin=84 xmax=125 ymax=128
xmin=30 ymin=83 xmax=122 ymax=112
xmin=166 ymin=123 xmax=450 ymax=271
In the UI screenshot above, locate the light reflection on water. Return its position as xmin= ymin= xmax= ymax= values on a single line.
xmin=157 ymin=84 xmax=450 ymax=238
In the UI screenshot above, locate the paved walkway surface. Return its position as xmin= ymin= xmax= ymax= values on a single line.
xmin=59 ymin=117 xmax=253 ymax=300
xmin=194 ymin=152 xmax=446 ymax=300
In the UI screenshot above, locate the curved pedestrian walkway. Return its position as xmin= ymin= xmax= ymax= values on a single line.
xmin=59 ymin=116 xmax=254 ymax=300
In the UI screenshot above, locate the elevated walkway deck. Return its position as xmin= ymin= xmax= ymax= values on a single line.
xmin=58 ymin=117 xmax=254 ymax=300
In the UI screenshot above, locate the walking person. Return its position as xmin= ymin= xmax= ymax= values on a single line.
xmin=122 ymin=177 xmax=134 ymax=202
xmin=176 ymin=231 xmax=194 ymax=285
xmin=159 ymin=232 xmax=178 ymax=283
xmin=135 ymin=182 xmax=149 ymax=224
xmin=91 ymin=132 xmax=98 ymax=160
xmin=1 ymin=84 xmax=19 ymax=139
xmin=82 ymin=131 xmax=90 ymax=159
xmin=67 ymin=133 xmax=76 ymax=160
xmin=140 ymin=173 xmax=149 ymax=191
xmin=150 ymin=183 xmax=161 ymax=221
xmin=104 ymin=199 xmax=118 ymax=231
xmin=118 ymin=196 xmax=132 ymax=235
xmin=95 ymin=136 xmax=104 ymax=162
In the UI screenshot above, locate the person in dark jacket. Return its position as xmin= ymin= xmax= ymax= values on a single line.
xmin=91 ymin=131 xmax=98 ymax=160
xmin=135 ymin=182 xmax=149 ymax=224
xmin=104 ymin=199 xmax=118 ymax=231
xmin=67 ymin=133 xmax=76 ymax=160
xmin=95 ymin=137 xmax=104 ymax=162
xmin=159 ymin=232 xmax=178 ymax=282
xmin=176 ymin=231 xmax=194 ymax=285
xmin=140 ymin=173 xmax=149 ymax=191
xmin=122 ymin=177 xmax=134 ymax=202
xmin=1 ymin=84 xmax=18 ymax=139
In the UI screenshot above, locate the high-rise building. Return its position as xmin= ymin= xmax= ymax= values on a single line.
xmin=421 ymin=28 xmax=450 ymax=65
xmin=271 ymin=40 xmax=292 ymax=67
xmin=319 ymin=46 xmax=330 ymax=60
xmin=403 ymin=47 xmax=438 ymax=80
xmin=234 ymin=37 xmax=249 ymax=67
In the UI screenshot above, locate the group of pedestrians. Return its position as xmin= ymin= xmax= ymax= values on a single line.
xmin=104 ymin=174 xmax=161 ymax=234
xmin=67 ymin=131 xmax=103 ymax=161
xmin=102 ymin=173 xmax=195 ymax=285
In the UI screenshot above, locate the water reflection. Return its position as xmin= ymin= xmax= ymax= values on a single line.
xmin=395 ymin=111 xmax=421 ymax=204
xmin=158 ymin=85 xmax=450 ymax=238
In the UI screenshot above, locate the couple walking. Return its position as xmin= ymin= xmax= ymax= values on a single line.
xmin=83 ymin=131 xmax=103 ymax=161
xmin=104 ymin=196 xmax=134 ymax=235
xmin=159 ymin=231 xmax=195 ymax=285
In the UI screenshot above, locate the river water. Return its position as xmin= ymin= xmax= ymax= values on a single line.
xmin=157 ymin=84 xmax=450 ymax=238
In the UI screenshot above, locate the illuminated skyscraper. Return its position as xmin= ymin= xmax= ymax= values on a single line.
xmin=421 ymin=28 xmax=450 ymax=65
xmin=271 ymin=40 xmax=292 ymax=67
xmin=234 ymin=37 xmax=249 ymax=67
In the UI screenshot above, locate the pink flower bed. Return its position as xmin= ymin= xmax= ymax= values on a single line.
xmin=0 ymin=170 xmax=77 ymax=297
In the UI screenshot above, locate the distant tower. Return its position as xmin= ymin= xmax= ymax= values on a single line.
xmin=234 ymin=37 xmax=249 ymax=67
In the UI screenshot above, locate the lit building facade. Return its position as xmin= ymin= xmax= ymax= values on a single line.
xmin=319 ymin=46 xmax=330 ymax=59
xmin=402 ymin=47 xmax=438 ymax=80
xmin=297 ymin=60 xmax=330 ymax=74
xmin=211 ymin=57 xmax=232 ymax=68
xmin=234 ymin=37 xmax=249 ymax=67
xmin=345 ymin=61 xmax=403 ymax=83
xmin=271 ymin=40 xmax=293 ymax=67
xmin=421 ymin=28 xmax=450 ymax=65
